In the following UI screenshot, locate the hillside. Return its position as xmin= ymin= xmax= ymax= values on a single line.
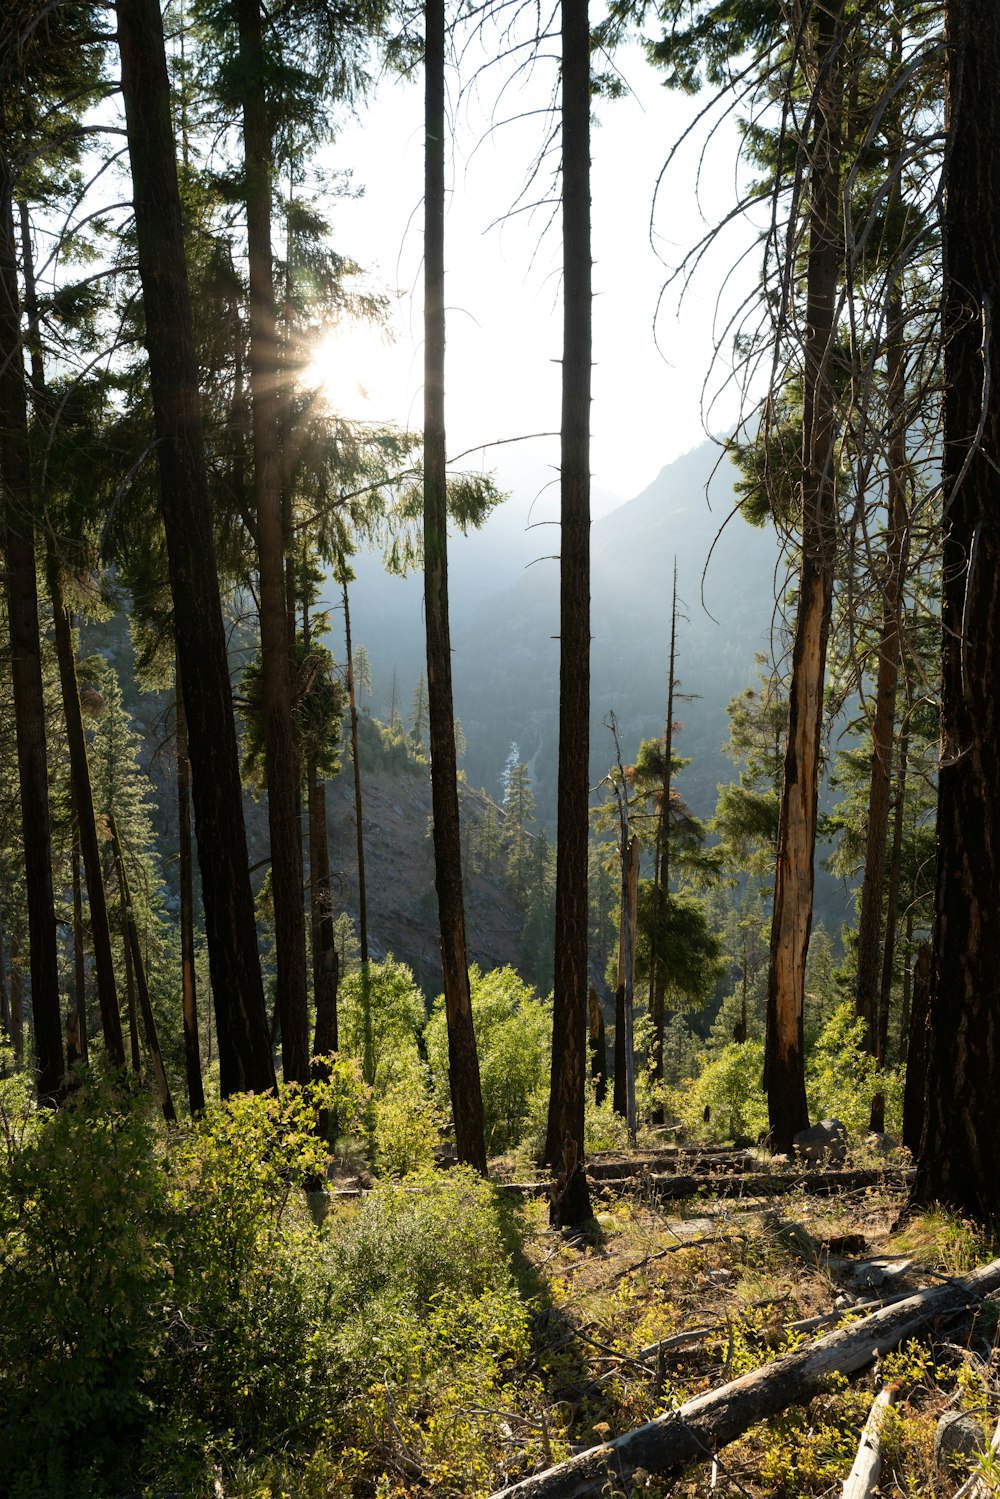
xmin=322 ymin=731 xmax=526 ymax=996
xmin=336 ymin=439 xmax=783 ymax=824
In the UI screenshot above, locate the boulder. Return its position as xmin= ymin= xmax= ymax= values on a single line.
xmin=793 ymin=1118 xmax=847 ymax=1164
xmin=934 ymin=1410 xmax=986 ymax=1470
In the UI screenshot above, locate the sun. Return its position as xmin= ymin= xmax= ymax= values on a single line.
xmin=302 ymin=319 xmax=400 ymax=421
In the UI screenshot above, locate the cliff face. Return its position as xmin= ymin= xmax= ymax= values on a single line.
xmin=322 ymin=746 xmax=525 ymax=997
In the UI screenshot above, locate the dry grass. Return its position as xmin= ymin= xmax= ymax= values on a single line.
xmin=505 ymin=1165 xmax=1000 ymax=1498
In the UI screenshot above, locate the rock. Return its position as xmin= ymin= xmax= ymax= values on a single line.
xmin=934 ymin=1410 xmax=986 ymax=1470
xmin=865 ymin=1131 xmax=899 ymax=1156
xmin=794 ymin=1118 xmax=847 ymax=1164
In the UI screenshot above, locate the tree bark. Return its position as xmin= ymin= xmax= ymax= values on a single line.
xmin=342 ymin=574 xmax=369 ymax=961
xmin=304 ymin=589 xmax=338 ymax=1065
xmin=424 ymin=0 xmax=487 ymax=1174
xmin=0 ymin=926 xmax=9 ymax=1041
xmin=841 ymin=1383 xmax=899 ymax=1499
xmin=70 ymin=815 xmax=88 ymax=1065
xmin=488 ymin=1257 xmax=1000 ymax=1498
xmin=109 ymin=814 xmax=176 ymax=1122
xmin=854 ymin=294 xmax=908 ymax=1057
xmin=116 ymin=0 xmax=275 ymax=1096
xmin=649 ymin=561 xmax=678 ymax=1088
xmin=235 ymin=0 xmax=309 ymax=1086
xmin=914 ymin=0 xmax=1000 ymax=1217
xmin=588 ymin=988 xmax=607 ymax=1104
xmin=0 ymin=153 xmax=63 ymax=1100
xmin=175 ymin=665 xmax=205 ymax=1114
xmin=544 ymin=0 xmax=593 ymax=1227
xmin=47 ymin=548 xmax=125 ymax=1065
xmin=765 ymin=0 xmax=843 ymax=1152
xmin=902 ymin=939 xmax=931 ymax=1158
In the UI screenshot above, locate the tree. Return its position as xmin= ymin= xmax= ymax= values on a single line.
xmin=18 ymin=200 xmax=126 ymax=1071
xmin=501 ymin=758 xmax=536 ymax=905
xmin=914 ymin=0 xmax=1000 ymax=1218
xmin=423 ymin=0 xmax=486 ymax=1174
xmin=763 ymin=0 xmax=845 ymax=1152
xmin=115 ymin=0 xmax=275 ymax=1095
xmin=544 ymin=0 xmax=593 ymax=1225
xmin=0 ymin=155 xmax=63 ymax=1101
xmin=234 ymin=0 xmax=310 ymax=1085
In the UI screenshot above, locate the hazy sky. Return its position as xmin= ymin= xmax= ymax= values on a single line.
xmin=311 ymin=37 xmax=759 ymax=524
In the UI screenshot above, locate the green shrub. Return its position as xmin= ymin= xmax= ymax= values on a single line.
xmin=426 ymin=964 xmax=551 ymax=1153
xmin=338 ymin=956 xmax=426 ymax=1091
xmin=373 ymin=1061 xmax=440 ymax=1176
xmin=0 ymin=1072 xmax=174 ymax=1497
xmin=679 ymin=1040 xmax=769 ymax=1144
xmin=806 ymin=1001 xmax=903 ymax=1137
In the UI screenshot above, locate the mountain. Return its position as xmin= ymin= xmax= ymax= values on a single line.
xmin=336 ymin=439 xmax=783 ymax=823
xmin=455 ymin=441 xmax=783 ymax=822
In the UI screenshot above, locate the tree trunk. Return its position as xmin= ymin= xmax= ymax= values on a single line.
xmin=902 ymin=939 xmax=931 ymax=1159
xmin=870 ymin=719 xmax=910 ymax=1131
xmin=9 ymin=934 xmax=23 ymax=1065
xmin=764 ymin=0 xmax=843 ymax=1152
xmin=342 ymin=574 xmax=369 ymax=961
xmin=424 ymin=0 xmax=487 ymax=1174
xmin=649 ymin=561 xmax=678 ymax=1089
xmin=70 ymin=815 xmax=88 ymax=1065
xmin=855 ymin=295 xmax=908 ymax=1056
xmin=488 ymin=1256 xmax=1000 ymax=1499
xmin=122 ymin=902 xmax=141 ymax=1075
xmin=913 ymin=0 xmax=1000 ymax=1217
xmin=175 ymin=665 xmax=205 ymax=1114
xmin=308 ymin=759 xmax=338 ymax=1057
xmin=544 ymin=0 xmax=593 ymax=1227
xmin=19 ymin=200 xmax=122 ymax=1068
xmin=46 ymin=546 xmax=125 ymax=1065
xmin=115 ymin=0 xmax=275 ymax=1096
xmin=0 ymin=926 xmax=9 ymax=1042
xmin=109 ymin=814 xmax=176 ymax=1122
xmin=0 ymin=156 xmax=63 ymax=1100
xmin=303 ymin=595 xmax=338 ymax=1065
xmin=235 ymin=0 xmax=309 ymax=1087
xmin=588 ymin=988 xmax=607 ymax=1105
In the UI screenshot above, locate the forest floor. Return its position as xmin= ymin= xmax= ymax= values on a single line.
xmin=488 ymin=1144 xmax=1000 ymax=1497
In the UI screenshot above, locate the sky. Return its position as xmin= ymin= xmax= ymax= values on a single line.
xmin=307 ymin=34 xmax=760 ymax=529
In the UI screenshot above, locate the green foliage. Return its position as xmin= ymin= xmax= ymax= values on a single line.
xmin=0 ymin=1069 xmax=537 ymax=1496
xmin=426 ymin=965 xmax=551 ymax=1154
xmin=338 ymin=957 xmax=425 ymax=1090
xmin=373 ymin=1064 xmax=440 ymax=1177
xmin=806 ymin=1002 xmax=902 ymax=1137
xmin=239 ymin=634 xmax=345 ymax=789
xmin=680 ymin=1040 xmax=769 ymax=1144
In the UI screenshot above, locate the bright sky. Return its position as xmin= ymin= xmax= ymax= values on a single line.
xmin=310 ymin=37 xmax=759 ymax=521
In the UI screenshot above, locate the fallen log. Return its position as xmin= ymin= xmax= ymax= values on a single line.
xmin=644 ymin=1167 xmax=913 ymax=1201
xmin=488 ymin=1257 xmax=1000 ymax=1499
xmin=635 ymin=1289 xmax=919 ymax=1363
xmin=841 ymin=1381 xmax=900 ymax=1499
xmin=953 ymin=1415 xmax=1000 ymax=1499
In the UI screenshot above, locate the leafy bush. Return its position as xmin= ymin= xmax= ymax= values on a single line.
xmin=806 ymin=1001 xmax=903 ymax=1137
xmin=0 ymin=1069 xmax=540 ymax=1497
xmin=426 ymin=964 xmax=551 ymax=1153
xmin=0 ymin=1072 xmax=175 ymax=1496
xmin=679 ymin=1040 xmax=768 ymax=1144
xmin=338 ymin=956 xmax=426 ymax=1091
xmin=373 ymin=1062 xmax=440 ymax=1176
